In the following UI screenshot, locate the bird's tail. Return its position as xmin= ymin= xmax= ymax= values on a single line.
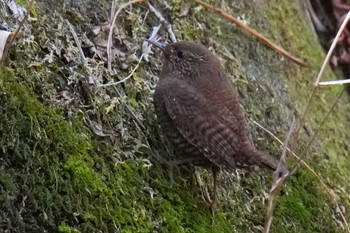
xmin=243 ymin=145 xmax=289 ymax=175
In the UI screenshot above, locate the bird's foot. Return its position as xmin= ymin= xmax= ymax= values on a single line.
xmin=164 ymin=157 xmax=200 ymax=187
xmin=166 ymin=162 xmax=175 ymax=187
xmin=152 ymin=154 xmax=175 ymax=186
xmin=210 ymin=198 xmax=217 ymax=225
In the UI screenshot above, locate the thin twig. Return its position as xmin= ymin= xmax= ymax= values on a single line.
xmin=99 ymin=54 xmax=144 ymax=87
xmin=291 ymin=88 xmax=349 ymax=232
xmin=146 ymin=1 xmax=177 ymax=43
xmin=253 ymin=120 xmax=349 ymax=231
xmin=65 ymin=20 xmax=86 ymax=63
xmin=318 ymin=78 xmax=350 ymax=86
xmin=7 ymin=0 xmax=34 ymax=47
xmin=274 ymin=118 xmax=294 ymax=179
xmin=107 ymin=0 xmax=145 ymax=72
xmin=290 ymin=88 xmax=345 ymax=175
xmin=288 ymin=11 xmax=350 ymax=179
xmin=110 ymin=0 xmax=117 ymax=24
xmin=196 ymin=0 xmax=308 ymax=67
xmin=264 ymin=117 xmax=295 ymax=233
xmin=284 ymin=11 xmax=350 ymax=195
xmin=1 ymin=0 xmax=34 ymax=64
xmin=102 ymin=20 xmax=160 ymax=87
xmin=142 ymin=24 xmax=162 ymax=62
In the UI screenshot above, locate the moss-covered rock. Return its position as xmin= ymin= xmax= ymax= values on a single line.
xmin=0 ymin=0 xmax=349 ymax=232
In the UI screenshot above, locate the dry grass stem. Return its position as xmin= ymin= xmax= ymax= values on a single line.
xmin=263 ymin=117 xmax=295 ymax=233
xmin=65 ymin=20 xmax=86 ymax=63
xmin=318 ymin=79 xmax=350 ymax=86
xmin=291 ymin=88 xmax=345 ymax=176
xmin=253 ymin=119 xmax=349 ymax=231
xmin=196 ymin=0 xmax=308 ymax=67
xmin=287 ymin=12 xmax=350 ymax=187
xmin=290 ymin=88 xmax=349 ymax=232
xmin=107 ymin=0 xmax=145 ymax=72
xmin=286 ymin=14 xmax=350 ymax=206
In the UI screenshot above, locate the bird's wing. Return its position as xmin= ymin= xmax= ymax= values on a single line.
xmin=163 ymin=82 xmax=241 ymax=169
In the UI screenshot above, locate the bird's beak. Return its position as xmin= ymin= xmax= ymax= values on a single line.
xmin=145 ymin=39 xmax=166 ymax=50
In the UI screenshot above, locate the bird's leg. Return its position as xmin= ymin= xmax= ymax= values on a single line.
xmin=166 ymin=162 xmax=175 ymax=187
xmin=164 ymin=157 xmax=201 ymax=186
xmin=210 ymin=166 xmax=220 ymax=225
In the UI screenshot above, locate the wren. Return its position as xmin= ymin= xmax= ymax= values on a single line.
xmin=148 ymin=40 xmax=288 ymax=221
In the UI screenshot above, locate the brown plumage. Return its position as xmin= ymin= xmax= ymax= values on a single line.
xmin=149 ymin=40 xmax=288 ymax=219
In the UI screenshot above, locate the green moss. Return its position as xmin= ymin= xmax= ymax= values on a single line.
xmin=64 ymin=156 xmax=109 ymax=195
xmin=59 ymin=223 xmax=81 ymax=233
xmin=0 ymin=67 xmax=235 ymax=231
xmin=272 ymin=170 xmax=339 ymax=233
xmin=15 ymin=0 xmax=28 ymax=7
xmin=15 ymin=0 xmax=38 ymax=17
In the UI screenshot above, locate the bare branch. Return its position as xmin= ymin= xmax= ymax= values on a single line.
xmin=146 ymin=1 xmax=177 ymax=42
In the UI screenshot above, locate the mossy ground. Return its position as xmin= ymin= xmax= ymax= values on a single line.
xmin=0 ymin=0 xmax=349 ymax=232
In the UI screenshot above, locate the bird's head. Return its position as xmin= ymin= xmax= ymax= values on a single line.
xmin=147 ymin=40 xmax=221 ymax=79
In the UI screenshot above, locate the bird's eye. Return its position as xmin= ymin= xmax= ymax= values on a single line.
xmin=177 ymin=51 xmax=184 ymax=58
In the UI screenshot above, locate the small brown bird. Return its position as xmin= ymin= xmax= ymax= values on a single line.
xmin=148 ymin=40 xmax=288 ymax=219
